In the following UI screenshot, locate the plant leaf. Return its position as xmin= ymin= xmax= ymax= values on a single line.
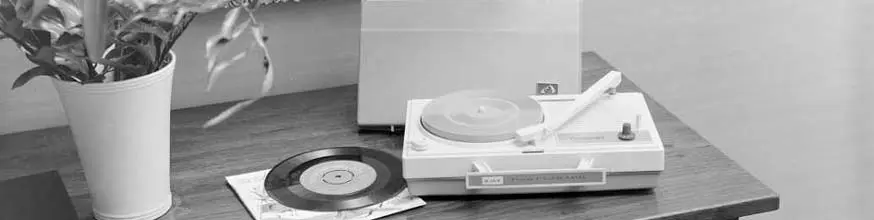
xmin=11 ymin=65 xmax=52 ymax=89
xmin=250 ymin=24 xmax=274 ymax=95
xmin=55 ymin=34 xmax=86 ymax=58
xmin=13 ymin=0 xmax=49 ymax=25
xmin=202 ymin=99 xmax=258 ymax=128
xmin=0 ymin=1 xmax=15 ymax=23
xmin=2 ymin=19 xmax=26 ymax=41
xmin=108 ymin=40 xmax=156 ymax=70
xmin=93 ymin=57 xmax=145 ymax=72
xmin=229 ymin=18 xmax=249 ymax=39
xmin=29 ymin=5 xmax=68 ymax=39
xmin=112 ymin=0 xmax=154 ymax=11
xmin=55 ymin=31 xmax=81 ymax=46
xmin=106 ymin=3 xmax=133 ymax=21
xmin=30 ymin=0 xmax=48 ymax=20
xmin=172 ymin=8 xmax=187 ymax=25
xmin=119 ymin=23 xmax=168 ymax=46
xmin=221 ymin=7 xmax=240 ymax=35
xmin=22 ymin=28 xmax=49 ymax=46
xmin=26 ymin=45 xmax=54 ymax=65
xmin=27 ymin=46 xmax=87 ymax=82
xmin=54 ymin=51 xmax=88 ymax=76
xmin=204 ymin=8 xmax=244 ymax=72
xmin=205 ymin=19 xmax=249 ymax=73
xmin=207 ymin=8 xmax=242 ymax=50
xmin=205 ymin=42 xmax=256 ymax=91
xmin=48 ymin=0 xmax=81 ymax=29
xmin=0 ymin=15 xmax=39 ymax=55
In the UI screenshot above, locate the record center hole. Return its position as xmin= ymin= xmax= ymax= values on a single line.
xmin=321 ymin=170 xmax=354 ymax=185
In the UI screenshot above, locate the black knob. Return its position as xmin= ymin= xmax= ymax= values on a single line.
xmin=618 ymin=123 xmax=635 ymax=141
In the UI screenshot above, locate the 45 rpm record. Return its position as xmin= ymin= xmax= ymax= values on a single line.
xmin=421 ymin=90 xmax=544 ymax=143
xmin=264 ymin=147 xmax=405 ymax=211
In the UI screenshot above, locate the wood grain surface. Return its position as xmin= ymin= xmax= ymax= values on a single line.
xmin=0 ymin=72 xmax=779 ymax=220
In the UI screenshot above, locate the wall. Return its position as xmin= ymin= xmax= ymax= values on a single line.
xmin=859 ymin=1 xmax=874 ymax=218
xmin=0 ymin=0 xmax=868 ymax=219
xmin=581 ymin=0 xmax=866 ymax=219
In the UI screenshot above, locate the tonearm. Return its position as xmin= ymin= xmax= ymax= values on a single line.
xmin=514 ymin=71 xmax=623 ymax=143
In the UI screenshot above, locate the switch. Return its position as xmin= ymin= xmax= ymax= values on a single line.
xmin=617 ymin=122 xmax=635 ymax=141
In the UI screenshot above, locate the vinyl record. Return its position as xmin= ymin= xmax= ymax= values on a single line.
xmin=263 ymin=147 xmax=405 ymax=211
xmin=421 ymin=90 xmax=544 ymax=143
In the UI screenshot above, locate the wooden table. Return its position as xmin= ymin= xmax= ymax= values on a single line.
xmin=0 ymin=71 xmax=779 ymax=220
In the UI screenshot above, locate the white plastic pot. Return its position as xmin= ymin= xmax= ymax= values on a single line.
xmin=52 ymin=51 xmax=176 ymax=220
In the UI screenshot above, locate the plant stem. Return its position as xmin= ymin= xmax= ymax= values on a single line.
xmin=85 ymin=59 xmax=96 ymax=78
xmin=84 ymin=0 xmax=108 ymax=80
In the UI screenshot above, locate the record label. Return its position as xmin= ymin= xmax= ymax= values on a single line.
xmin=264 ymin=147 xmax=405 ymax=211
xmin=298 ymin=160 xmax=377 ymax=196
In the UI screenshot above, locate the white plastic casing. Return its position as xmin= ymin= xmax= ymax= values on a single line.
xmin=401 ymin=92 xmax=665 ymax=195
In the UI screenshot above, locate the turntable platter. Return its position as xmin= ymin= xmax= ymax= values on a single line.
xmin=420 ymin=90 xmax=544 ymax=143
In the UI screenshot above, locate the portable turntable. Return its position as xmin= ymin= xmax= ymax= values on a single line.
xmin=401 ymin=71 xmax=665 ymax=196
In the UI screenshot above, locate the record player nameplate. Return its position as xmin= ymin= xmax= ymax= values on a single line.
xmin=466 ymin=169 xmax=607 ymax=189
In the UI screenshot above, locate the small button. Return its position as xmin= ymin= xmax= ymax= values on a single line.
xmin=617 ymin=122 xmax=635 ymax=141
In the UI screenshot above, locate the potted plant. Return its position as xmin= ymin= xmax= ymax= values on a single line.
xmin=1 ymin=0 xmax=282 ymax=219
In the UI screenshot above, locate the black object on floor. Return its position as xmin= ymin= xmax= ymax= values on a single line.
xmin=0 ymin=170 xmax=79 ymax=220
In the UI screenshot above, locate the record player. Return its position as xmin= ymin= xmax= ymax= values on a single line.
xmin=401 ymin=71 xmax=665 ymax=196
